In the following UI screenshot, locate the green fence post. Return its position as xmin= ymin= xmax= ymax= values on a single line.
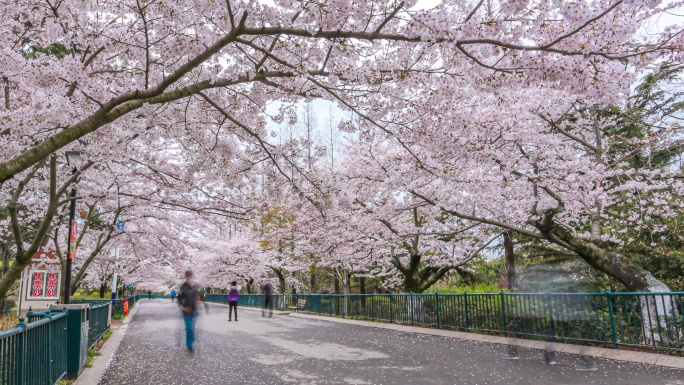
xmin=500 ymin=291 xmax=507 ymax=337
xmin=464 ymin=292 xmax=469 ymax=332
xmin=606 ymin=289 xmax=619 ymax=349
xmin=435 ymin=292 xmax=440 ymax=329
xmin=47 ymin=311 xmax=53 ymax=380
xmin=410 ymin=293 xmax=414 ymax=326
xmin=355 ymin=294 xmax=359 ymax=319
xmin=389 ymin=293 xmax=394 ymax=323
xmin=546 ymin=292 xmax=555 ymax=342
xmin=15 ymin=317 xmax=26 ymax=384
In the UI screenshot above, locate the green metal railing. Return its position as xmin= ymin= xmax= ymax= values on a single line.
xmin=206 ymin=291 xmax=684 ymax=353
xmin=68 ymin=300 xmax=112 ymax=348
xmin=87 ymin=303 xmax=110 ymax=349
xmin=205 ymin=293 xmax=287 ymax=310
xmin=113 ymin=294 xmax=146 ymax=317
xmin=0 ymin=311 xmax=68 ymax=385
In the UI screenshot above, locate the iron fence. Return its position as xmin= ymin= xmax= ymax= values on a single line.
xmin=87 ymin=303 xmax=110 ymax=349
xmin=113 ymin=294 xmax=146 ymax=317
xmin=205 ymin=293 xmax=287 ymax=310
xmin=0 ymin=311 xmax=68 ymax=385
xmin=206 ymin=291 xmax=684 ymax=353
xmin=64 ymin=300 xmax=112 ymax=348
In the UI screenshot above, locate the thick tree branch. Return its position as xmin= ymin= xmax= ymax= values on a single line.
xmin=409 ymin=189 xmax=543 ymax=239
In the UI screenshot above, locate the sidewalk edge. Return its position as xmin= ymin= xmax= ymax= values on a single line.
xmin=288 ymin=313 xmax=684 ymax=370
xmin=73 ymin=324 xmax=129 ymax=385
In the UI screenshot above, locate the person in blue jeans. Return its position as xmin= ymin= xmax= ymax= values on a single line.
xmin=177 ymin=270 xmax=204 ymax=352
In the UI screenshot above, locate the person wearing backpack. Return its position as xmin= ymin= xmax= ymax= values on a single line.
xmin=228 ymin=281 xmax=240 ymax=321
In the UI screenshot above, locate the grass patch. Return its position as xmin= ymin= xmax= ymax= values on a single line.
xmin=57 ymin=380 xmax=74 ymax=385
xmin=85 ymin=348 xmax=101 ymax=368
xmin=84 ymin=327 xmax=113 ymax=369
xmin=0 ymin=315 xmax=19 ymax=332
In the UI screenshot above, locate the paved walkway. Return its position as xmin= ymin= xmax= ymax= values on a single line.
xmin=99 ymin=299 xmax=684 ymax=385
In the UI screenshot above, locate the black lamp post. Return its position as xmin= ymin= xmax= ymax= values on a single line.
xmin=62 ymin=151 xmax=82 ymax=304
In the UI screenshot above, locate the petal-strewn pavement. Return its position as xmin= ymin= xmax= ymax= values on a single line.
xmin=99 ymin=299 xmax=684 ymax=385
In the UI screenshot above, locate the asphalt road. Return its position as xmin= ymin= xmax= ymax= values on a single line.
xmin=99 ymin=299 xmax=684 ymax=385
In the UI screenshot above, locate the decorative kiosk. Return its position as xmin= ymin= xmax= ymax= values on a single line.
xmin=18 ymin=249 xmax=61 ymax=313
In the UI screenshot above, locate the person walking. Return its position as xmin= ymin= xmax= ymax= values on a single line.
xmin=228 ymin=281 xmax=240 ymax=321
xmin=148 ymin=290 xmax=152 ymax=300
xmin=177 ymin=270 xmax=203 ymax=352
xmin=170 ymin=288 xmax=176 ymax=302
xmin=261 ymin=282 xmax=273 ymax=318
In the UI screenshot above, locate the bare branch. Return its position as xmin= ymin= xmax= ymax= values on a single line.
xmin=374 ymin=2 xmax=404 ymax=34
xmin=464 ymin=0 xmax=485 ymax=23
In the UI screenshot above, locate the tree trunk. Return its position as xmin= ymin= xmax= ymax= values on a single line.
xmin=0 ymin=243 xmax=8 ymax=317
xmin=0 ymin=254 xmax=30 ymax=306
xmin=342 ymin=271 xmax=352 ymax=317
xmin=503 ymin=230 xmax=516 ymax=290
xmin=359 ymin=276 xmax=366 ymax=310
xmin=309 ymin=264 xmax=316 ymax=293
xmin=455 ymin=267 xmax=474 ymax=286
xmin=271 ymin=268 xmax=286 ymax=294
xmin=392 ymin=250 xmax=453 ymax=293
xmin=0 ymin=242 xmax=8 ymax=277
xmin=99 ymin=283 xmax=107 ymax=298
xmin=538 ymin=222 xmax=678 ymax=343
xmin=539 ymin=222 xmax=667 ymax=292
xmin=70 ymin=240 xmax=111 ymax=295
xmin=334 ymin=273 xmax=340 ymax=315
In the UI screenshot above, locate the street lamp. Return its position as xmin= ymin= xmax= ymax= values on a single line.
xmin=63 ymin=151 xmax=82 ymax=304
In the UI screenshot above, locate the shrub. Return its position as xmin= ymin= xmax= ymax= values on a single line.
xmin=424 ymin=283 xmax=507 ymax=294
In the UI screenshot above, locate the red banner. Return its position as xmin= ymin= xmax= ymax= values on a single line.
xmin=30 ymin=272 xmax=44 ymax=298
xmin=46 ymin=273 xmax=58 ymax=297
xmin=27 ymin=271 xmax=60 ymax=298
xmin=123 ymin=299 xmax=129 ymax=316
xmin=68 ymin=220 xmax=77 ymax=260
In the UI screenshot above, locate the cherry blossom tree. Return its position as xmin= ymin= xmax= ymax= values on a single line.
xmin=197 ymin=227 xmax=271 ymax=293
xmin=2 ymin=0 xmax=680 ymax=183
xmin=2 ymin=0 xmax=683 ymax=303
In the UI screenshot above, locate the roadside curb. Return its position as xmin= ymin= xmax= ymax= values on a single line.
xmin=75 ymin=300 xmax=145 ymax=384
xmin=289 ymin=313 xmax=684 ymax=370
xmin=73 ymin=323 xmax=129 ymax=385
xmin=207 ymin=302 xmax=291 ymax=315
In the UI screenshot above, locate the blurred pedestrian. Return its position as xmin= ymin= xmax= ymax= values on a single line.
xmin=261 ymin=282 xmax=273 ymax=318
xmin=228 ymin=281 xmax=240 ymax=321
xmin=170 ymin=288 xmax=176 ymax=302
xmin=177 ymin=270 xmax=203 ymax=352
xmin=148 ymin=290 xmax=152 ymax=300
